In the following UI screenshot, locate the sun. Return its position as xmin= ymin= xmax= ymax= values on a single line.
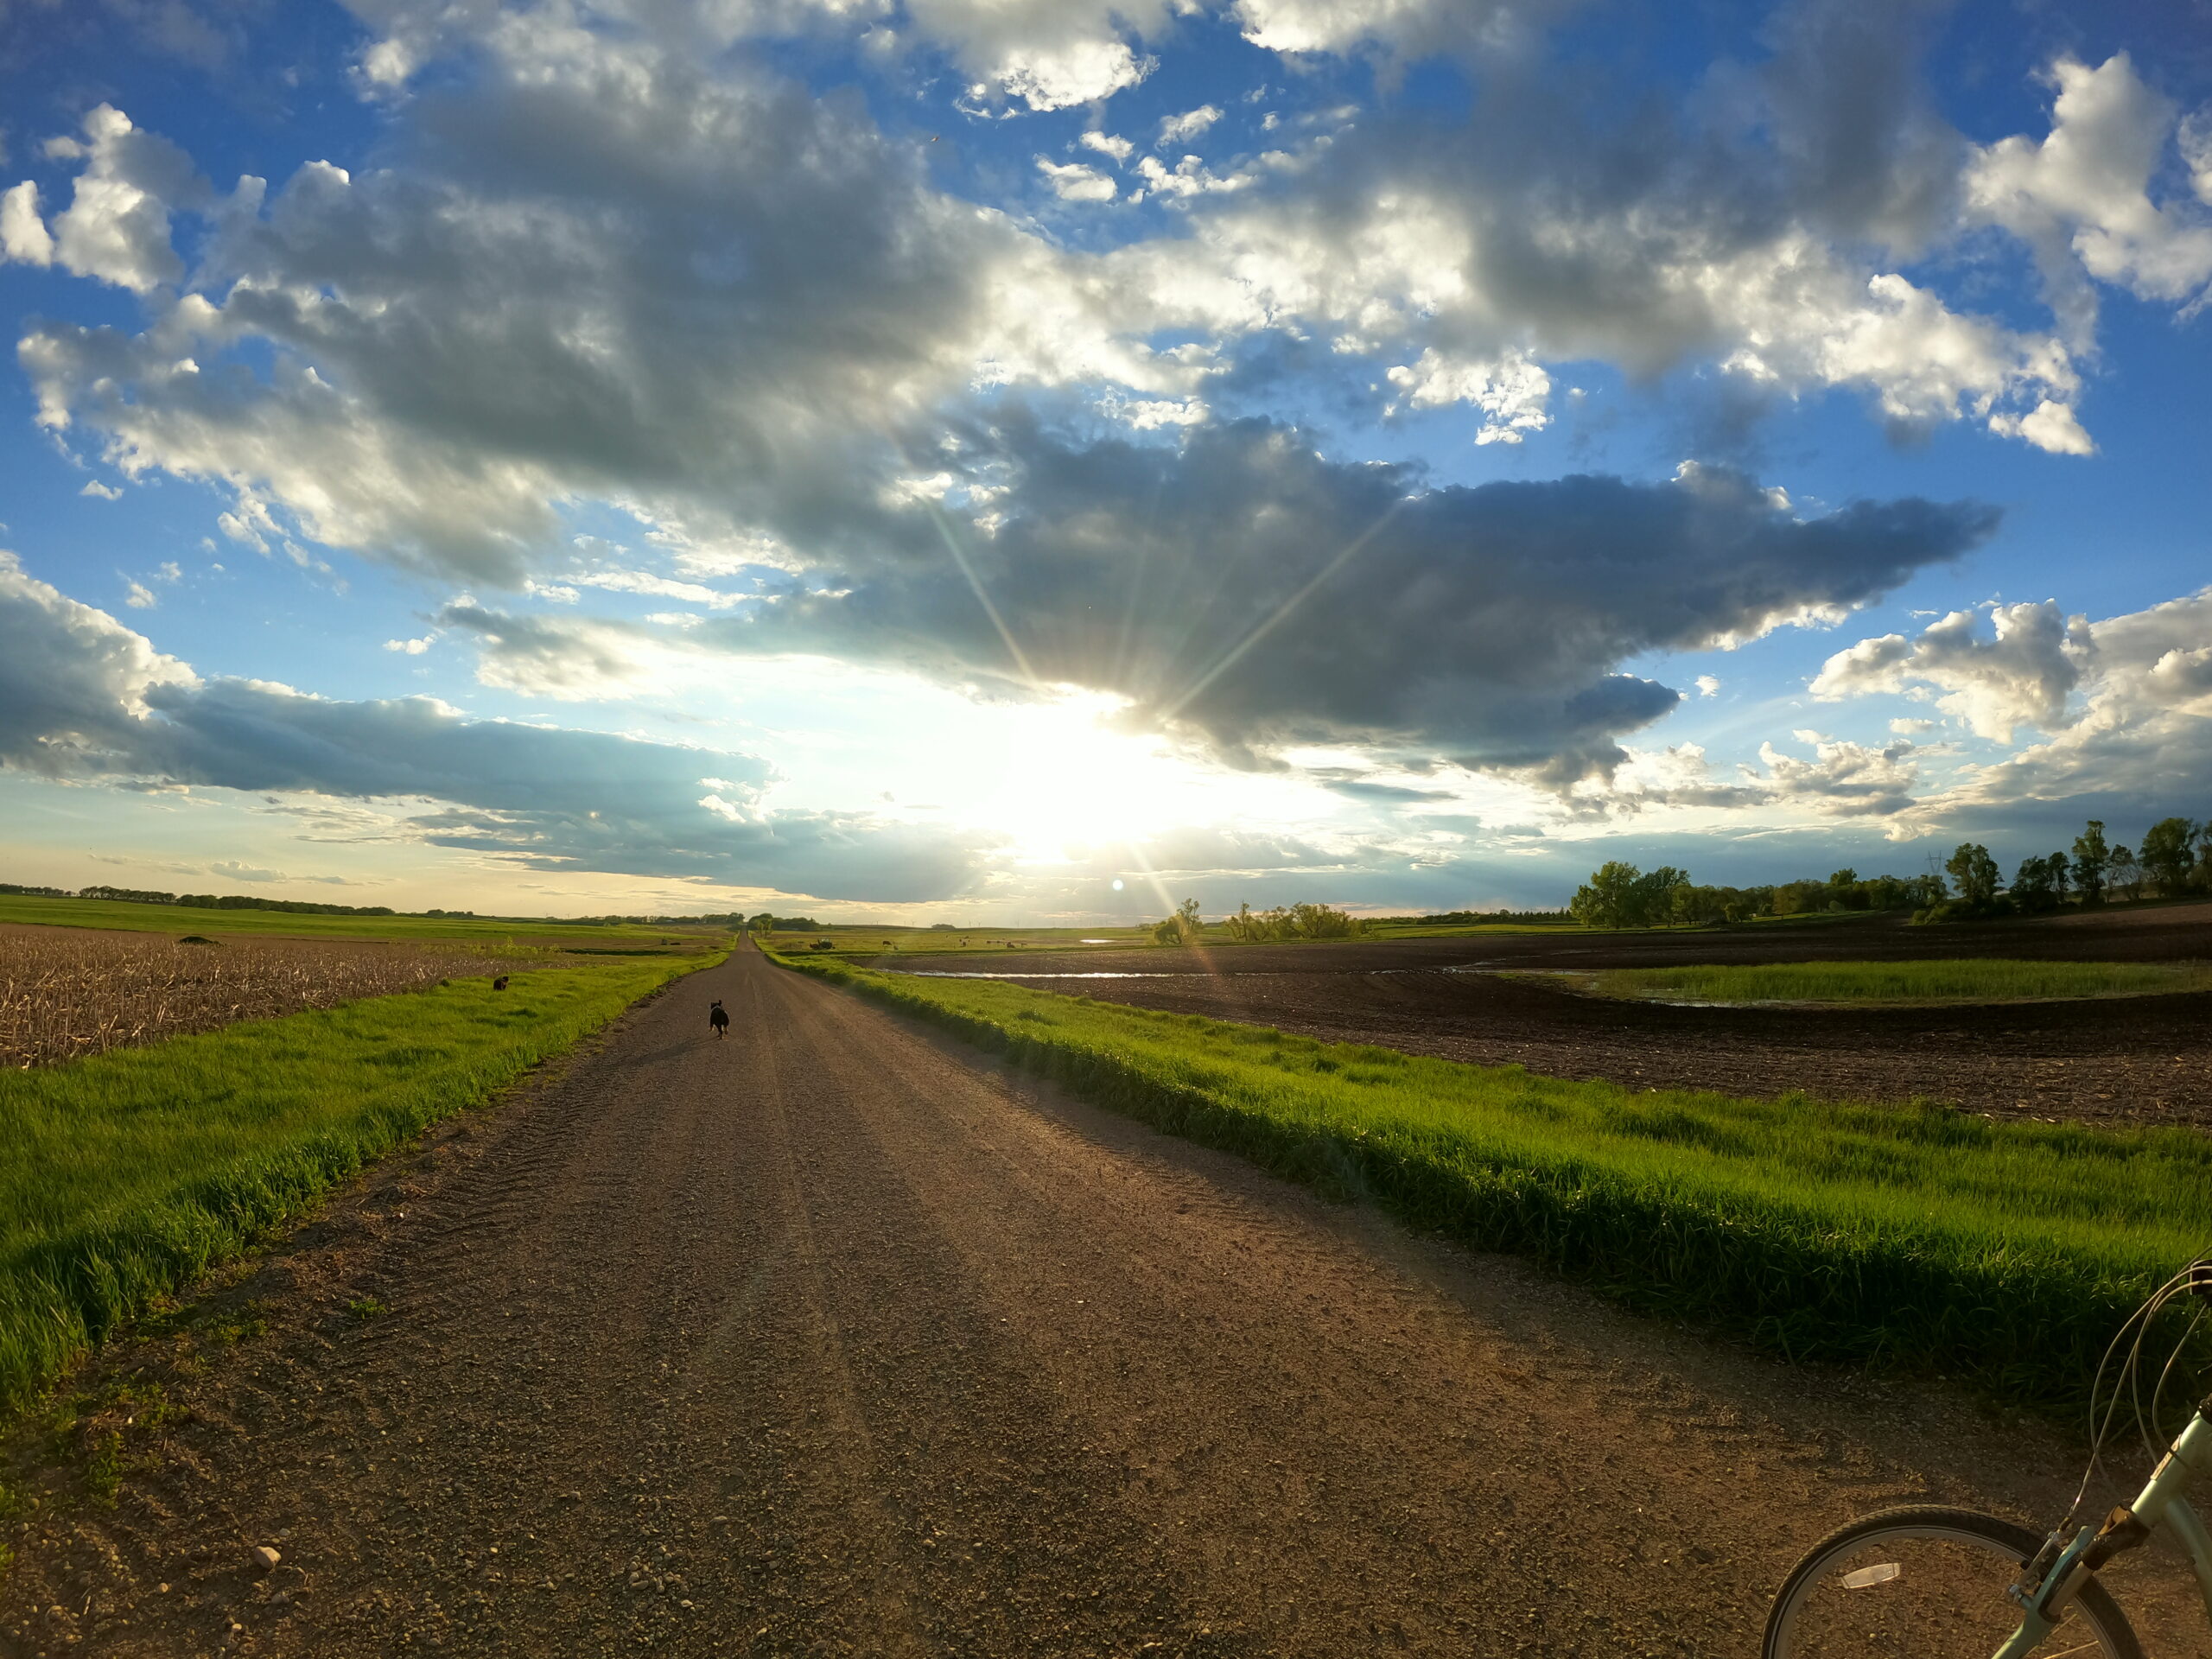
xmin=960 ymin=691 xmax=1310 ymax=867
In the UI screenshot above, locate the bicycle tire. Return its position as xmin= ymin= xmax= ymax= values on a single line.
xmin=1763 ymin=1504 xmax=2144 ymax=1659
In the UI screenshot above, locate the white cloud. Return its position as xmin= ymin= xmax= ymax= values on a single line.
xmin=1231 ymin=0 xmax=1559 ymax=58
xmin=1812 ymin=600 xmax=2091 ymax=741
xmin=0 ymin=181 xmax=54 ymax=265
xmin=1109 ymin=170 xmax=2081 ymax=451
xmin=1896 ymin=589 xmax=2212 ymax=817
xmin=2183 ymin=114 xmax=2212 ymax=207
xmin=1133 ymin=152 xmax=1252 ymax=200
xmin=1988 ymin=398 xmax=2095 ymax=456
xmin=384 ymin=635 xmax=435 ymax=655
xmin=1036 ymin=157 xmax=1117 ymax=203
xmin=1385 ymin=349 xmax=1550 ymax=444
xmin=1967 ymin=55 xmax=2212 ymax=340
xmin=1747 ymin=734 xmax=1921 ymax=819
xmin=123 ymin=579 xmax=157 ymax=610
xmin=1159 ymin=105 xmax=1222 ymax=146
xmin=210 ymin=859 xmax=283 ymax=883
xmin=1694 ymin=675 xmax=1720 ymax=697
xmin=35 ymin=105 xmax=202 ymax=292
xmin=568 ymin=569 xmax=749 ymax=609
xmin=905 ymin=0 xmax=1169 ymax=110
xmin=79 ymin=479 xmax=123 ymax=500
xmin=1081 ymin=130 xmax=1134 ymax=163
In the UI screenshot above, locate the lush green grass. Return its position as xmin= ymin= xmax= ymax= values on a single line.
xmin=1581 ymin=957 xmax=2212 ymax=1007
xmin=772 ymin=951 xmax=2212 ymax=1412
xmin=0 ymin=892 xmax=718 ymax=944
xmin=0 ymin=955 xmax=713 ymax=1419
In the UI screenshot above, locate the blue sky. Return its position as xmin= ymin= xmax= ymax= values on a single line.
xmin=0 ymin=0 xmax=2207 ymax=920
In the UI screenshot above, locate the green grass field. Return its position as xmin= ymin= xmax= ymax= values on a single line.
xmin=0 ymin=954 xmax=713 ymax=1419
xmin=772 ymin=951 xmax=2212 ymax=1412
xmin=1580 ymin=958 xmax=2212 ymax=1006
xmin=0 ymin=892 xmax=718 ymax=945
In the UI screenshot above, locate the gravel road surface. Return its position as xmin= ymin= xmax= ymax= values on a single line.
xmin=7 ymin=946 xmax=2204 ymax=1656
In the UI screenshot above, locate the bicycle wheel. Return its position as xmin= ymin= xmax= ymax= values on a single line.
xmin=1763 ymin=1505 xmax=2143 ymax=1659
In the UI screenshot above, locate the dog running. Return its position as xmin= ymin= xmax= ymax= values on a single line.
xmin=709 ymin=999 xmax=730 ymax=1039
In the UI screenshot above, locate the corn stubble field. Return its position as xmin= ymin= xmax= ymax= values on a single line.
xmin=0 ymin=924 xmax=537 ymax=1070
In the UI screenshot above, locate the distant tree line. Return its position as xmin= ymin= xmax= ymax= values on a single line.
xmin=1925 ymin=816 xmax=2212 ymax=922
xmin=1567 ymin=814 xmax=2212 ymax=930
xmin=67 ymin=885 xmax=403 ymax=916
xmin=1147 ymin=899 xmax=1369 ymax=944
xmin=1567 ymin=863 xmax=1944 ymax=929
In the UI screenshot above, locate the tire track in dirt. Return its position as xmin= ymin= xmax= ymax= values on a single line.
xmin=4 ymin=946 xmax=2206 ymax=1656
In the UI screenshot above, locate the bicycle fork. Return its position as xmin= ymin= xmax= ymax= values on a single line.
xmin=1993 ymin=1408 xmax=2212 ymax=1657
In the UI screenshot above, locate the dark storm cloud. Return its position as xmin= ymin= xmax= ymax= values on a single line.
xmin=0 ymin=556 xmax=988 ymax=901
xmin=590 ymin=422 xmax=1995 ymax=780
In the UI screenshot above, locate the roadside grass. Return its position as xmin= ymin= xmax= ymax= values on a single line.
xmin=0 ymin=891 xmax=717 ymax=946
xmin=772 ymin=951 xmax=2212 ymax=1414
xmin=1580 ymin=958 xmax=2212 ymax=1007
xmin=0 ymin=955 xmax=710 ymax=1421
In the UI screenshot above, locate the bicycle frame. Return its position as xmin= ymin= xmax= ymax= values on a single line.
xmin=1993 ymin=1408 xmax=2212 ymax=1656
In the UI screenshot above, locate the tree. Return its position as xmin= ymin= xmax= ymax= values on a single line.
xmin=2011 ymin=854 xmax=2061 ymax=915
xmin=2140 ymin=817 xmax=2198 ymax=897
xmin=1286 ymin=901 xmax=1363 ymax=938
xmin=2108 ymin=844 xmax=2142 ymax=902
xmin=2070 ymin=820 xmax=2109 ymax=906
xmin=1570 ymin=861 xmax=1644 ymax=929
xmin=1945 ymin=843 xmax=2000 ymax=909
xmin=1633 ymin=866 xmax=1690 ymax=925
xmin=1151 ymin=897 xmax=1204 ymax=945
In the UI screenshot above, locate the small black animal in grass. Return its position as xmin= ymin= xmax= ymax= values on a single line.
xmin=709 ymin=999 xmax=730 ymax=1039
xmin=492 ymin=975 xmax=511 ymax=990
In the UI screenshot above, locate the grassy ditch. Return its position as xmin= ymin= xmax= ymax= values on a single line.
xmin=1580 ymin=957 xmax=2212 ymax=1007
xmin=773 ymin=951 xmax=2212 ymax=1413
xmin=0 ymin=955 xmax=711 ymax=1420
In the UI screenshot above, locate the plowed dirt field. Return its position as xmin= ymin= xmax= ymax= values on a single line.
xmin=883 ymin=904 xmax=2212 ymax=1127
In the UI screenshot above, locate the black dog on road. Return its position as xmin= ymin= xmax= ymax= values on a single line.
xmin=709 ymin=1000 xmax=730 ymax=1039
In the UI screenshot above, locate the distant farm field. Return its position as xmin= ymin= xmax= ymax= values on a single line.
xmin=0 ymin=924 xmax=545 ymax=1068
xmin=0 ymin=891 xmax=709 ymax=945
xmin=0 ymin=954 xmax=712 ymax=1418
xmin=1577 ymin=957 xmax=2212 ymax=1007
xmin=778 ymin=950 xmax=2212 ymax=1413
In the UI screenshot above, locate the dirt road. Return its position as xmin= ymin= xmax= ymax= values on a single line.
xmin=8 ymin=946 xmax=2204 ymax=1656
